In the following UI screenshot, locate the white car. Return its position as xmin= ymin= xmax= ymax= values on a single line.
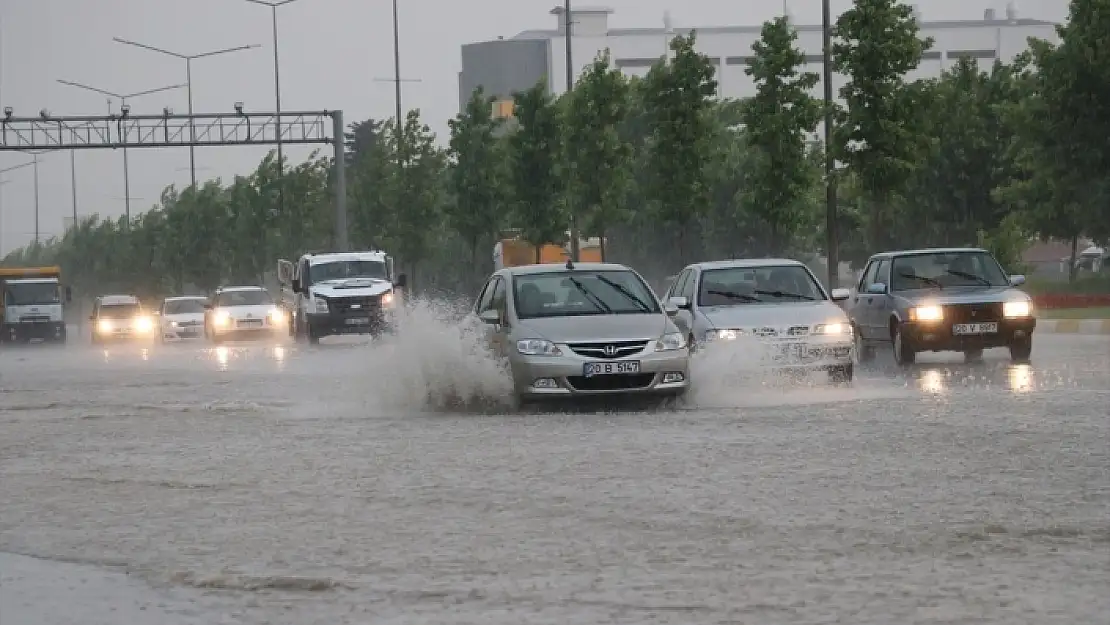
xmin=90 ymin=294 xmax=156 ymax=344
xmin=159 ymin=296 xmax=207 ymax=342
xmin=663 ymin=259 xmax=855 ymax=383
xmin=203 ymin=286 xmax=285 ymax=344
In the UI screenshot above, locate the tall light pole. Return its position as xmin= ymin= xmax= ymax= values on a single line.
xmin=57 ymin=80 xmax=186 ymax=223
xmin=822 ymin=0 xmax=839 ymax=288
xmin=245 ymin=0 xmax=300 ymax=221
xmin=563 ymin=0 xmax=580 ymax=262
xmin=111 ymin=37 xmax=259 ymax=188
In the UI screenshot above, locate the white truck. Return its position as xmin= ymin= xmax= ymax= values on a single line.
xmin=277 ymin=250 xmax=407 ymax=344
xmin=1 ymin=266 xmax=72 ymax=344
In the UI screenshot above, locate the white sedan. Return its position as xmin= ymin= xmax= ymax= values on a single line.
xmin=663 ymin=258 xmax=855 ymax=383
xmin=204 ymin=286 xmax=286 ymax=344
xmin=159 ymin=296 xmax=207 ymax=342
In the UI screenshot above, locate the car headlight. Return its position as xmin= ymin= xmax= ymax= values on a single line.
xmin=97 ymin=319 xmax=113 ymax=333
xmin=516 ymin=338 xmax=561 ymax=356
xmin=213 ymin=310 xmax=231 ymax=327
xmin=381 ymin=291 xmax=394 ymax=306
xmin=268 ymin=308 xmax=285 ymax=323
xmin=813 ymin=322 xmax=851 ymax=335
xmin=134 ymin=316 xmax=153 ymax=332
xmin=910 ymin=305 xmax=944 ymax=322
xmin=655 ymin=332 xmax=687 ymax=351
xmin=704 ymin=328 xmax=741 ymax=341
xmin=1003 ymin=300 xmax=1031 ymax=318
xmin=313 ymin=296 xmax=328 ymax=313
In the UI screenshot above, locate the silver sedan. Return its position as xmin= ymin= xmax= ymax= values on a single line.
xmin=474 ymin=262 xmax=691 ymax=403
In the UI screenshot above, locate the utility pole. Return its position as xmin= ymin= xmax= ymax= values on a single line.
xmin=564 ymin=0 xmax=580 ymax=262
xmin=822 ymin=0 xmax=839 ymax=289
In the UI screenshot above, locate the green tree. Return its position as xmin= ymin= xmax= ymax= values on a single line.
xmin=507 ymin=81 xmax=567 ymax=262
xmin=832 ymin=0 xmax=934 ymax=250
xmin=641 ymin=33 xmax=718 ymax=264
xmin=740 ymin=16 xmax=822 ymax=255
xmin=561 ymin=51 xmax=633 ymax=259
xmin=447 ymin=88 xmax=508 ymax=284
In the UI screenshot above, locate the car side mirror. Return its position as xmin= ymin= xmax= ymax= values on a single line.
xmin=291 ymin=279 xmax=301 ymax=293
xmin=65 ymin=286 xmax=73 ymax=302
xmin=866 ymin=282 xmax=887 ymax=295
xmin=667 ymin=296 xmax=690 ymax=310
xmin=394 ymin=273 xmax=407 ymax=288
xmin=664 ymin=302 xmax=680 ymax=316
xmin=1009 ymin=274 xmax=1026 ymax=286
xmin=830 ymin=287 xmax=851 ymax=301
xmin=478 ymin=309 xmax=501 ymax=325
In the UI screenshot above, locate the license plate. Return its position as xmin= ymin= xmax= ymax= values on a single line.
xmin=180 ymin=330 xmax=199 ymax=337
xmin=345 ymin=317 xmax=370 ymax=325
xmin=583 ymin=361 xmax=641 ymax=377
xmin=953 ymin=322 xmax=998 ymax=335
xmin=239 ymin=319 xmax=263 ymax=326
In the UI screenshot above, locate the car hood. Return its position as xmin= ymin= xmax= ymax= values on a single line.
xmin=894 ymin=286 xmax=1029 ymax=305
xmin=702 ymin=301 xmax=848 ymax=329
xmin=517 ymin=313 xmax=672 ymax=343
xmin=221 ymin=304 xmax=276 ymax=319
xmin=164 ymin=313 xmax=204 ymax=324
xmin=310 ymin=279 xmax=392 ymax=298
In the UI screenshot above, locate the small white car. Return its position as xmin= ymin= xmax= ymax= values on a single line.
xmin=159 ymin=296 xmax=207 ymax=342
xmin=90 ymin=294 xmax=156 ymax=344
xmin=664 ymin=259 xmax=855 ymax=383
xmin=203 ymin=286 xmax=285 ymax=344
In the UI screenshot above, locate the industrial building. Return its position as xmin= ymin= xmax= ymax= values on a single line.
xmin=458 ymin=4 xmax=1058 ymax=117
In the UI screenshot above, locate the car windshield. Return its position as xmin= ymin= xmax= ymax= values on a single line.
xmin=4 ymin=282 xmax=60 ymax=306
xmin=99 ymin=303 xmax=140 ymax=318
xmin=308 ymin=260 xmax=388 ymax=283
xmin=164 ymin=299 xmax=206 ymax=315
xmin=217 ymin=290 xmax=272 ymax=307
xmin=697 ymin=265 xmax=825 ymax=306
xmin=890 ymin=252 xmax=1009 ymax=290
xmin=513 ymin=270 xmax=661 ymax=318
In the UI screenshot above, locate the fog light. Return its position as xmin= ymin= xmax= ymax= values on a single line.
xmin=662 ymin=372 xmax=685 ymax=383
xmin=532 ymin=378 xmax=557 ymax=389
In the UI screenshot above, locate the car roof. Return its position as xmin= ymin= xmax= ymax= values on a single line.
xmin=306 ymin=251 xmax=386 ymax=264
xmin=163 ymin=295 xmax=207 ymax=302
xmin=689 ymin=258 xmax=808 ymax=271
xmin=216 ymin=285 xmax=267 ymax=293
xmin=870 ymin=247 xmax=989 ymax=259
xmin=97 ymin=295 xmax=139 ymax=305
xmin=499 ymin=262 xmax=632 ymax=276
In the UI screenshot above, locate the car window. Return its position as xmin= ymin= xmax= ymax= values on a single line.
xmin=873 ymin=260 xmax=890 ymax=288
xmin=890 ymin=252 xmax=1009 ymax=291
xmin=489 ymin=278 xmax=507 ymax=315
xmin=679 ymin=270 xmax=697 ymax=299
xmin=99 ymin=303 xmax=140 ymax=318
xmin=670 ymin=270 xmax=689 ymax=300
xmin=858 ymin=260 xmax=876 ymax=291
xmin=475 ymin=278 xmax=498 ymax=313
xmin=698 ymin=265 xmax=826 ymax=306
xmin=164 ymin=299 xmax=206 ymax=315
xmin=216 ymin=290 xmax=272 ymax=307
xmin=512 ymin=270 xmax=661 ymax=319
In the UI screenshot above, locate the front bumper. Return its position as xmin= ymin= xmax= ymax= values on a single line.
xmin=2 ymin=321 xmax=66 ymax=342
xmin=162 ymin=323 xmax=204 ymax=341
xmin=306 ymin=309 xmax=395 ymax=336
xmin=705 ymin=334 xmax=853 ymax=369
xmin=903 ymin=316 xmax=1035 ymax=351
xmin=94 ymin=324 xmax=156 ymax=342
xmin=509 ymin=348 xmax=690 ymax=398
xmin=210 ymin=318 xmax=285 ymax=339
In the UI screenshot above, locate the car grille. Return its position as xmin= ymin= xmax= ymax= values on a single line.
xmin=567 ymin=340 xmax=649 ymax=359
xmin=566 ymin=373 xmax=655 ymax=391
xmin=327 ymin=295 xmax=382 ymax=315
xmin=176 ymin=320 xmax=201 ymax=327
xmin=946 ymin=303 xmax=1003 ymax=324
xmin=236 ymin=318 xmax=265 ymax=328
xmin=751 ymin=325 xmax=810 ymax=338
xmin=19 ymin=315 xmax=50 ymax=323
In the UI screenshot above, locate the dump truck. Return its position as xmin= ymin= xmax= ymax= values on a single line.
xmin=0 ymin=266 xmax=72 ymax=343
xmin=493 ymin=236 xmax=603 ymax=270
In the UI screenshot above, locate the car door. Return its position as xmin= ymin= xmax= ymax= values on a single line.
xmin=474 ymin=276 xmax=503 ymax=356
xmin=864 ymin=259 xmax=893 ymax=340
xmin=486 ymin=277 xmax=510 ymax=357
xmin=853 ymin=260 xmax=882 ymax=339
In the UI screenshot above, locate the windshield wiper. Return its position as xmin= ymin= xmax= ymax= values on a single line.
xmin=595 ymin=275 xmax=652 ymax=312
xmin=565 ymin=277 xmax=613 ymax=314
xmin=898 ymin=272 xmax=943 ymax=289
xmin=754 ymin=289 xmax=814 ymax=301
xmin=706 ymin=289 xmax=761 ymax=302
xmin=945 ymin=269 xmax=992 ymax=286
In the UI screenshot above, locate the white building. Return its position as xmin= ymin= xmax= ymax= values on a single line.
xmin=458 ymin=4 xmax=1058 ymax=116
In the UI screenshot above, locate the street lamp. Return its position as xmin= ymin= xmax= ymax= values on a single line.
xmin=244 ymin=0 xmax=303 ymax=221
xmin=111 ymin=37 xmax=260 ymax=188
xmin=57 ymin=79 xmax=186 ymax=223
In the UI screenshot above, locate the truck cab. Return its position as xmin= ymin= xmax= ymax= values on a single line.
xmin=277 ymin=251 xmax=407 ymax=344
xmin=0 ymin=266 xmax=71 ymax=344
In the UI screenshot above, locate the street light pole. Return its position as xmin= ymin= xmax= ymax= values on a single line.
xmin=70 ymin=149 xmax=77 ymax=229
xmin=392 ymin=0 xmax=403 ymax=141
xmin=563 ymin=0 xmax=580 ymax=262
xmin=32 ymin=153 xmax=39 ymax=244
xmin=822 ymin=0 xmax=839 ymax=289
xmin=111 ymin=38 xmax=259 ymax=188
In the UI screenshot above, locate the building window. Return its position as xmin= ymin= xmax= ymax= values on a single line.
xmin=492 ymin=99 xmax=514 ymax=118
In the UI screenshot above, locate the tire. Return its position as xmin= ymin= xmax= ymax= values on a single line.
xmin=828 ymin=364 xmax=854 ymax=385
xmin=892 ymin=323 xmax=916 ymax=366
xmin=1009 ymin=336 xmax=1032 ymax=362
xmin=853 ymin=325 xmax=875 ymax=363
xmin=964 ymin=348 xmax=983 ymax=363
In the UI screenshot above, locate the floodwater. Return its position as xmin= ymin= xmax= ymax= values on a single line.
xmin=1 ymin=304 xmax=1107 ymax=624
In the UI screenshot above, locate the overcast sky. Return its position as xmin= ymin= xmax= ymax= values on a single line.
xmin=0 ymin=0 xmax=1068 ymax=255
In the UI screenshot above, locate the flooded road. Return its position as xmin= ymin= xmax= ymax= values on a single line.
xmin=1 ymin=332 xmax=1108 ymax=624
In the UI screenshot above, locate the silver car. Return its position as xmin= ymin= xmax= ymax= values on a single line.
xmin=474 ymin=262 xmax=691 ymax=403
xmin=663 ymin=259 xmax=855 ymax=383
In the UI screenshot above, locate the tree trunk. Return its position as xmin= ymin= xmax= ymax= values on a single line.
xmin=1068 ymin=233 xmax=1079 ymax=283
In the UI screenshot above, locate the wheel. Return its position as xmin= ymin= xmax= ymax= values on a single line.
xmin=1009 ymin=336 xmax=1032 ymax=362
xmin=853 ymin=325 xmax=875 ymax=363
xmin=964 ymin=348 xmax=983 ymax=363
xmin=828 ymin=364 xmax=854 ymax=385
xmin=892 ymin=324 xmax=916 ymax=365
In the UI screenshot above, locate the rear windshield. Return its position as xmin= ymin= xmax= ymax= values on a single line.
xmin=99 ymin=303 xmax=140 ymax=318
